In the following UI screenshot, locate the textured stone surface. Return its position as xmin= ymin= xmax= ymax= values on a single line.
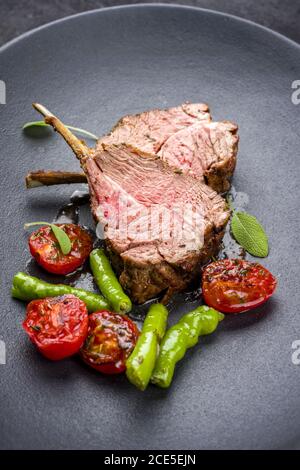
xmin=0 ymin=0 xmax=299 ymax=46
xmin=0 ymin=5 xmax=299 ymax=449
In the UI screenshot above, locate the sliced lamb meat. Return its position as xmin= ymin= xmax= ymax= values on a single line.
xmin=79 ymin=142 xmax=229 ymax=303
xmin=159 ymin=120 xmax=238 ymax=193
xmin=32 ymin=104 xmax=231 ymax=303
xmin=98 ymin=102 xmax=211 ymax=154
xmin=98 ymin=103 xmax=238 ymax=192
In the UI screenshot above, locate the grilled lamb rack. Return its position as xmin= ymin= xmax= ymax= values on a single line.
xmin=32 ymin=103 xmax=231 ymax=303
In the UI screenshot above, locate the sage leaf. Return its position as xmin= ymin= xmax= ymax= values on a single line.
xmin=23 ymin=121 xmax=98 ymax=140
xmin=231 ymin=212 xmax=269 ymax=258
xmin=50 ymin=224 xmax=72 ymax=255
xmin=24 ymin=221 xmax=72 ymax=255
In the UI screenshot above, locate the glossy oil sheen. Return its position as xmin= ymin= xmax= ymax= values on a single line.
xmin=0 ymin=5 xmax=300 ymax=450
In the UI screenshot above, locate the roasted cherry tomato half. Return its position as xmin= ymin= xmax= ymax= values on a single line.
xmin=80 ymin=310 xmax=139 ymax=374
xmin=202 ymin=259 xmax=277 ymax=314
xmin=23 ymin=294 xmax=89 ymax=360
xmin=29 ymin=223 xmax=93 ymax=275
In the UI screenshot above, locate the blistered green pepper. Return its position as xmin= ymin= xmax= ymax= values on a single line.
xmin=90 ymin=248 xmax=132 ymax=314
xmin=11 ymin=272 xmax=110 ymax=313
xmin=126 ymin=303 xmax=168 ymax=391
xmin=151 ymin=306 xmax=224 ymax=388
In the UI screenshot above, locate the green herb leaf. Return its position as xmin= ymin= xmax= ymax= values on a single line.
xmin=231 ymin=212 xmax=269 ymax=258
xmin=50 ymin=224 xmax=72 ymax=255
xmin=23 ymin=121 xmax=98 ymax=140
xmin=23 ymin=121 xmax=49 ymax=129
xmin=24 ymin=221 xmax=72 ymax=255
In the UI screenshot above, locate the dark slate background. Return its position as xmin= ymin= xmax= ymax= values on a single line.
xmin=0 ymin=0 xmax=299 ymax=47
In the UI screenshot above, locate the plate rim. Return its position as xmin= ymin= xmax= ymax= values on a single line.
xmin=0 ymin=3 xmax=299 ymax=56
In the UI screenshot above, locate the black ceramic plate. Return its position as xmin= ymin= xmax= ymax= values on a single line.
xmin=0 ymin=5 xmax=300 ymax=450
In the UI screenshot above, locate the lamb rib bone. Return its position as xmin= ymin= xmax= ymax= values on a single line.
xmin=32 ymin=103 xmax=91 ymax=163
xmin=26 ymin=170 xmax=87 ymax=188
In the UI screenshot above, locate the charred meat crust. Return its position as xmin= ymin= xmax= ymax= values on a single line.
xmin=106 ymin=226 xmax=226 ymax=304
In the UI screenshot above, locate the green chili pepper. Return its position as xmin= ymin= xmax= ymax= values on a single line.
xmin=89 ymin=248 xmax=132 ymax=314
xmin=11 ymin=272 xmax=110 ymax=313
xmin=151 ymin=305 xmax=224 ymax=388
xmin=126 ymin=303 xmax=168 ymax=391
